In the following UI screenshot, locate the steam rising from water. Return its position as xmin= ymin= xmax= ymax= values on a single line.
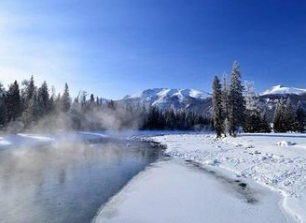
xmin=0 ymin=140 xmax=161 ymax=223
xmin=26 ymin=104 xmax=142 ymax=134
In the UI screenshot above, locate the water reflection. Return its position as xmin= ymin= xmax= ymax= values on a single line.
xmin=0 ymin=140 xmax=161 ymax=223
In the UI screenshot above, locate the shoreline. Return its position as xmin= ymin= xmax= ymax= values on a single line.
xmin=94 ymin=158 xmax=289 ymax=223
xmin=148 ymin=133 xmax=306 ymax=223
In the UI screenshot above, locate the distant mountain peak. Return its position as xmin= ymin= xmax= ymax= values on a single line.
xmin=260 ymin=85 xmax=306 ymax=96
xmin=121 ymin=88 xmax=211 ymax=111
xmin=124 ymin=88 xmax=210 ymax=100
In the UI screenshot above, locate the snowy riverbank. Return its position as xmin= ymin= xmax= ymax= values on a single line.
xmin=94 ymin=159 xmax=289 ymax=223
xmin=2 ymin=131 xmax=305 ymax=222
xmin=0 ymin=131 xmax=110 ymax=149
xmin=146 ymin=133 xmax=306 ymax=223
xmin=93 ymin=132 xmax=306 ymax=223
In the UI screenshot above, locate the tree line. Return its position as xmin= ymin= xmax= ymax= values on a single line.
xmin=212 ymin=61 xmax=306 ymax=137
xmin=141 ymin=106 xmax=210 ymax=130
xmin=1 ymin=68 xmax=305 ymax=134
xmin=0 ymin=76 xmax=71 ymax=130
xmin=0 ymin=76 xmax=211 ymax=132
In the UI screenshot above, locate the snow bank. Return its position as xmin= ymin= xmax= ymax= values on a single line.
xmin=0 ymin=134 xmax=56 ymax=149
xmin=277 ymin=141 xmax=296 ymax=147
xmin=0 ymin=132 xmax=110 ymax=149
xmin=148 ymin=133 xmax=306 ymax=223
xmin=18 ymin=133 xmax=56 ymax=141
xmin=0 ymin=137 xmax=12 ymax=146
xmin=78 ymin=131 xmax=108 ymax=139
xmin=94 ymin=160 xmax=288 ymax=223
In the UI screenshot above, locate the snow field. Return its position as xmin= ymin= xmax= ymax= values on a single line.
xmin=149 ymin=133 xmax=306 ymax=223
xmin=94 ymin=160 xmax=289 ymax=223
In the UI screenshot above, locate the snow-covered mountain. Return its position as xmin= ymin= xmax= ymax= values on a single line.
xmin=260 ymin=85 xmax=306 ymax=96
xmin=258 ymin=85 xmax=306 ymax=120
xmin=120 ymin=88 xmax=211 ymax=112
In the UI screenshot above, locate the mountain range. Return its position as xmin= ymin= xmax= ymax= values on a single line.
xmin=260 ymin=85 xmax=306 ymax=96
xmin=112 ymin=85 xmax=306 ymax=118
xmin=120 ymin=88 xmax=212 ymax=113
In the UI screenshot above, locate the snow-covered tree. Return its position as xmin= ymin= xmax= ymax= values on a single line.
xmin=20 ymin=76 xmax=37 ymax=117
xmin=221 ymin=73 xmax=230 ymax=135
xmin=243 ymin=81 xmax=263 ymax=133
xmin=48 ymin=86 xmax=56 ymax=112
xmin=37 ymin=81 xmax=50 ymax=116
xmin=23 ymin=92 xmax=40 ymax=126
xmin=24 ymin=75 xmax=36 ymax=104
xmin=244 ymin=81 xmax=258 ymax=111
xmin=228 ymin=61 xmax=245 ymax=136
xmin=212 ymin=76 xmax=224 ymax=137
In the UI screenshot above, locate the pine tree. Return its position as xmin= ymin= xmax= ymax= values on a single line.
xmin=212 ymin=76 xmax=224 ymax=137
xmin=244 ymin=110 xmax=261 ymax=133
xmin=25 ymin=75 xmax=36 ymax=103
xmin=144 ymin=106 xmax=160 ymax=130
xmin=244 ymin=81 xmax=258 ymax=111
xmin=0 ymin=95 xmax=8 ymax=127
xmin=90 ymin=94 xmax=95 ymax=104
xmin=6 ymin=81 xmax=21 ymax=121
xmin=273 ymin=98 xmax=285 ymax=132
xmin=107 ymin=100 xmax=116 ymax=110
xmin=283 ymin=98 xmax=296 ymax=132
xmin=0 ymin=82 xmax=4 ymax=94
xmin=221 ymin=73 xmax=230 ymax=135
xmin=20 ymin=76 xmax=37 ymax=119
xmin=260 ymin=109 xmax=271 ymax=133
xmin=295 ymin=101 xmax=306 ymax=132
xmin=37 ymin=81 xmax=50 ymax=116
xmin=0 ymin=83 xmax=7 ymax=127
xmin=23 ymin=92 xmax=40 ymax=126
xmin=96 ymin=97 xmax=100 ymax=106
xmin=228 ymin=61 xmax=245 ymax=136
xmin=48 ymin=86 xmax=56 ymax=113
xmin=60 ymin=83 xmax=71 ymax=112
xmin=243 ymin=81 xmax=261 ymax=132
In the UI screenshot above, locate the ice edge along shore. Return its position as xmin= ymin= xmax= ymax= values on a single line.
xmin=149 ymin=133 xmax=306 ymax=223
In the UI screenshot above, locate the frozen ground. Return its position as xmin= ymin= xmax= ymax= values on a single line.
xmin=94 ymin=160 xmax=290 ymax=223
xmin=145 ymin=133 xmax=306 ymax=223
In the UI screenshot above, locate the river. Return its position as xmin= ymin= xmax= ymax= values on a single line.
xmin=0 ymin=139 xmax=162 ymax=223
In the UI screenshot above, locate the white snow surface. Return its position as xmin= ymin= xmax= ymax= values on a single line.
xmin=147 ymin=133 xmax=306 ymax=223
xmin=18 ymin=133 xmax=56 ymax=141
xmin=260 ymin=85 xmax=306 ymax=96
xmin=0 ymin=132 xmax=108 ymax=149
xmin=0 ymin=137 xmax=12 ymax=146
xmin=95 ymin=160 xmax=289 ymax=223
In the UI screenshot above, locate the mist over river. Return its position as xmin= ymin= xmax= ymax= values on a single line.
xmin=0 ymin=139 xmax=162 ymax=223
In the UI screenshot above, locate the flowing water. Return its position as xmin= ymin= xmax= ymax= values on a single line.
xmin=0 ymin=140 xmax=162 ymax=223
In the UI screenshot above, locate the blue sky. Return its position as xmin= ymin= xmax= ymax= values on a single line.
xmin=0 ymin=0 xmax=305 ymax=99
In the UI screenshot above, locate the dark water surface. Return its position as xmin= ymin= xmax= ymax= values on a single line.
xmin=0 ymin=140 xmax=162 ymax=223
